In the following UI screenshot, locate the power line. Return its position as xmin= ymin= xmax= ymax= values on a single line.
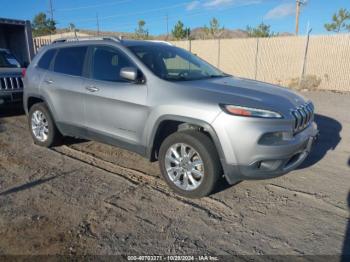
xmin=101 ymin=4 xmax=244 ymax=33
xmin=56 ymin=0 xmax=131 ymax=12
xmin=59 ymin=2 xmax=190 ymax=24
xmin=57 ymin=0 xmax=249 ymax=34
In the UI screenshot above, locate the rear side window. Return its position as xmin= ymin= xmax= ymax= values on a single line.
xmin=37 ymin=49 xmax=56 ymax=70
xmin=53 ymin=46 xmax=87 ymax=76
xmin=91 ymin=46 xmax=134 ymax=82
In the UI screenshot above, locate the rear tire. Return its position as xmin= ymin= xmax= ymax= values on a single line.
xmin=28 ymin=103 xmax=61 ymax=147
xmin=158 ymin=130 xmax=222 ymax=198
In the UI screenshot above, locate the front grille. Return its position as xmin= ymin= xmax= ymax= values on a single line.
xmin=0 ymin=77 xmax=23 ymax=91
xmin=291 ymin=103 xmax=314 ymax=133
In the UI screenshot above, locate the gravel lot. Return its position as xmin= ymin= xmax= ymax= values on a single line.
xmin=0 ymin=91 xmax=349 ymax=257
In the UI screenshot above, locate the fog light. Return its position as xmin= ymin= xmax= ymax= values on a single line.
xmin=260 ymin=160 xmax=283 ymax=171
xmin=258 ymin=131 xmax=293 ymax=145
xmin=254 ymin=160 xmax=283 ymax=171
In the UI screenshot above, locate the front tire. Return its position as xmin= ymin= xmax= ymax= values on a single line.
xmin=28 ymin=103 xmax=61 ymax=147
xmin=159 ymin=130 xmax=222 ymax=198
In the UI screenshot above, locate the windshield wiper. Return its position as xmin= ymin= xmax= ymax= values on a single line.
xmin=205 ymin=74 xmax=228 ymax=79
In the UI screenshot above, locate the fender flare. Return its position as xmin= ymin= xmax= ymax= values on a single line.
xmin=146 ymin=115 xmax=229 ymax=176
xmin=25 ymin=94 xmax=64 ymax=134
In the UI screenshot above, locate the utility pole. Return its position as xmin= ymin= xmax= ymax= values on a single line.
xmin=166 ymin=14 xmax=169 ymax=40
xmin=48 ymin=0 xmax=54 ymax=40
xmin=48 ymin=0 xmax=54 ymax=21
xmin=96 ymin=13 xmax=100 ymax=36
xmin=295 ymin=0 xmax=306 ymax=35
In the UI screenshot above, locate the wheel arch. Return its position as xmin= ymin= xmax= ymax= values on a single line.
xmin=26 ymin=95 xmax=45 ymax=113
xmin=26 ymin=95 xmax=63 ymax=134
xmin=146 ymin=115 xmax=227 ymax=173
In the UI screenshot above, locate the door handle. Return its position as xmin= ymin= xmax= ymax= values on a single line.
xmin=85 ymin=86 xmax=99 ymax=92
xmin=44 ymin=79 xmax=54 ymax=84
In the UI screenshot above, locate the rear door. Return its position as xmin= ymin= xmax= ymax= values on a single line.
xmin=40 ymin=46 xmax=88 ymax=134
xmin=83 ymin=45 xmax=149 ymax=148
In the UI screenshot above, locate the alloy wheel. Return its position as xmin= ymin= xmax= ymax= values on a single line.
xmin=164 ymin=143 xmax=204 ymax=191
xmin=31 ymin=110 xmax=49 ymax=142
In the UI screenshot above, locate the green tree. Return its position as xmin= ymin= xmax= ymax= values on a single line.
xmin=324 ymin=8 xmax=350 ymax=33
xmin=171 ymin=20 xmax=190 ymax=40
xmin=32 ymin=12 xmax=56 ymax=37
xmin=135 ymin=20 xmax=149 ymax=40
xmin=68 ymin=23 xmax=76 ymax=32
xmin=204 ymin=17 xmax=224 ymax=38
xmin=246 ymin=23 xmax=274 ymax=38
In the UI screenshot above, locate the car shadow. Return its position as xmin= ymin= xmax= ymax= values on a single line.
xmin=298 ymin=113 xmax=342 ymax=169
xmin=211 ymin=177 xmax=237 ymax=195
xmin=62 ymin=136 xmax=88 ymax=146
xmin=0 ymin=103 xmax=25 ymax=133
xmin=0 ymin=103 xmax=25 ymax=118
xmin=342 ymin=188 xmax=350 ymax=261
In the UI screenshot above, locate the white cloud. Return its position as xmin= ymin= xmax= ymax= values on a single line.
xmin=186 ymin=1 xmax=201 ymax=11
xmin=186 ymin=0 xmax=261 ymax=11
xmin=204 ymin=0 xmax=233 ymax=8
xmin=264 ymin=3 xmax=295 ymax=20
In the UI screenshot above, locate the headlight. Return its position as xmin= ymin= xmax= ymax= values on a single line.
xmin=220 ymin=104 xmax=283 ymax=119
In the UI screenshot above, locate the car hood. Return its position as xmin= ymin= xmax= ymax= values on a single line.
xmin=182 ymin=76 xmax=309 ymax=115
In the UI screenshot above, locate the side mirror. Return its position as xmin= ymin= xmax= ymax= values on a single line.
xmin=120 ymin=67 xmax=138 ymax=82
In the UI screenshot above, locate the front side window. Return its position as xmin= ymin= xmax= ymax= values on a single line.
xmin=53 ymin=46 xmax=87 ymax=76
xmin=0 ymin=50 xmax=21 ymax=68
xmin=38 ymin=49 xmax=56 ymax=70
xmin=91 ymin=46 xmax=134 ymax=82
xmin=127 ymin=45 xmax=227 ymax=81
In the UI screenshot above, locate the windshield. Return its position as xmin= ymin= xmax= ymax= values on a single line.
xmin=0 ymin=51 xmax=21 ymax=68
xmin=127 ymin=44 xmax=228 ymax=81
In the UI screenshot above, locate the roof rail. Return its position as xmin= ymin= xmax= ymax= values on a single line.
xmin=52 ymin=36 xmax=123 ymax=44
xmin=146 ymin=40 xmax=173 ymax=46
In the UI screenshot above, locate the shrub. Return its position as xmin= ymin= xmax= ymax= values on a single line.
xmin=288 ymin=75 xmax=322 ymax=91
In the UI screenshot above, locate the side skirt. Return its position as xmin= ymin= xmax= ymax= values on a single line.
xmin=57 ymin=122 xmax=147 ymax=158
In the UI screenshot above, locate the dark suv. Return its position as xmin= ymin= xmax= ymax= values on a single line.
xmin=0 ymin=48 xmax=24 ymax=105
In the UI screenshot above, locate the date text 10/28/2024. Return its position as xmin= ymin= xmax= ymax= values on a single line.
xmin=127 ymin=255 xmax=219 ymax=261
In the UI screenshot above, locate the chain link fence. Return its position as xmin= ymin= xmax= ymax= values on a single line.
xmin=33 ymin=33 xmax=350 ymax=92
xmin=171 ymin=34 xmax=350 ymax=92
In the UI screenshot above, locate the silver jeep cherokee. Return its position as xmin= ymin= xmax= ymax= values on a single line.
xmin=24 ymin=37 xmax=318 ymax=198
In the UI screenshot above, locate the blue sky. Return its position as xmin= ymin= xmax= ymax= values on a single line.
xmin=0 ymin=0 xmax=349 ymax=35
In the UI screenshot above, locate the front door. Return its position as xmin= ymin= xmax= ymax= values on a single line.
xmin=83 ymin=45 xmax=149 ymax=151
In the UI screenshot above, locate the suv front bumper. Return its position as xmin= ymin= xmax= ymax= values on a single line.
xmin=0 ymin=90 xmax=23 ymax=105
xmin=212 ymin=112 xmax=319 ymax=184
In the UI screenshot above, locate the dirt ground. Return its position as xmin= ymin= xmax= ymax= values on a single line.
xmin=0 ymin=91 xmax=349 ymax=257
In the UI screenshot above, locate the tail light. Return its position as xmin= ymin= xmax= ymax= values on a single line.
xmin=21 ymin=68 xmax=26 ymax=77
